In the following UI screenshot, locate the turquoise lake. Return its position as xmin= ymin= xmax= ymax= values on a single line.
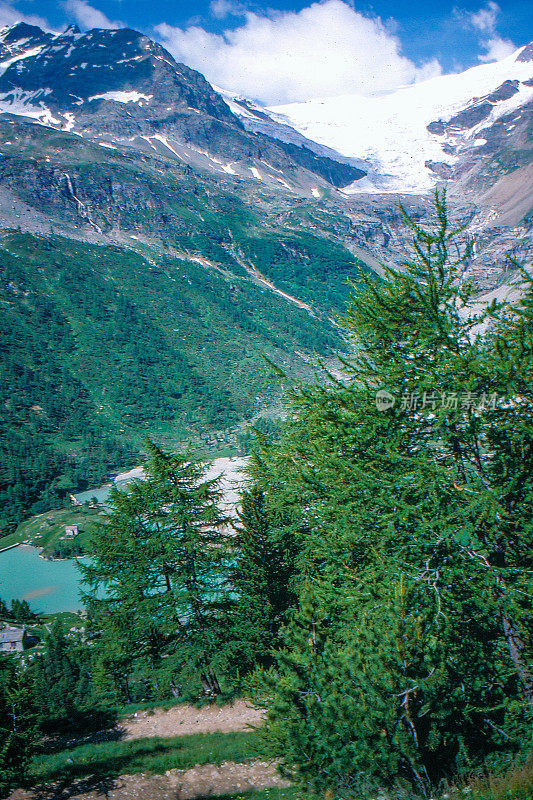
xmin=0 ymin=546 xmax=87 ymax=613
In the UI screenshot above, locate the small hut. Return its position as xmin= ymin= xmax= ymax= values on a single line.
xmin=0 ymin=627 xmax=27 ymax=653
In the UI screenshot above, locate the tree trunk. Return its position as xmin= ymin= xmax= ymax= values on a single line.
xmin=208 ymin=668 xmax=221 ymax=695
xmin=459 ymin=546 xmax=533 ymax=709
xmin=123 ymin=674 xmax=131 ymax=703
xmin=199 ymin=669 xmax=221 ymax=696
xmin=502 ymin=615 xmax=533 ymax=707
xmin=200 ymin=672 xmax=213 ymax=695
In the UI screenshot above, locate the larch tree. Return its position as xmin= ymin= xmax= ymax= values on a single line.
xmin=81 ymin=439 xmax=234 ymax=700
xmin=252 ymin=191 xmax=532 ymax=797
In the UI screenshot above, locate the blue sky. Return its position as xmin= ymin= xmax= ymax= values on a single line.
xmin=4 ymin=0 xmax=532 ymax=103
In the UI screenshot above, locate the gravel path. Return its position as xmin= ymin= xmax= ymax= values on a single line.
xmin=9 ymin=761 xmax=289 ymax=800
xmin=120 ymin=699 xmax=264 ymax=740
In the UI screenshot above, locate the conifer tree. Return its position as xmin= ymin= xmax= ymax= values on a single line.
xmin=231 ymin=484 xmax=298 ymax=672
xmin=0 ymin=654 xmax=35 ymax=795
xmin=253 ymin=191 xmax=533 ymax=796
xmin=341 ymin=194 xmax=533 ymax=710
xmin=29 ymin=619 xmax=107 ymax=732
xmin=81 ymin=440 xmax=233 ymax=699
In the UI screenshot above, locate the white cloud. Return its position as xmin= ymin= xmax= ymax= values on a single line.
xmin=478 ymin=36 xmax=516 ymax=62
xmin=155 ymin=0 xmax=441 ymax=105
xmin=0 ymin=2 xmax=50 ymax=30
xmin=209 ymin=0 xmax=245 ymax=19
xmin=469 ymin=0 xmax=499 ymax=33
xmin=463 ymin=1 xmax=516 ymax=63
xmin=63 ymin=0 xmax=123 ymax=30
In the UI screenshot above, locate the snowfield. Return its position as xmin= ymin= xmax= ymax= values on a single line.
xmin=0 ymin=45 xmax=46 ymax=77
xmin=88 ymin=90 xmax=153 ymax=104
xmin=267 ymin=47 xmax=533 ymax=195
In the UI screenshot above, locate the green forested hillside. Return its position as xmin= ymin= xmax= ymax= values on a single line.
xmin=0 ymin=116 xmax=376 ymax=531
xmin=0 ymin=228 xmax=347 ymax=531
xmin=239 ymin=232 xmax=366 ymax=312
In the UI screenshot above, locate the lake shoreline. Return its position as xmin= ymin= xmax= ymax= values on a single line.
xmin=0 ymin=456 xmax=248 ymax=613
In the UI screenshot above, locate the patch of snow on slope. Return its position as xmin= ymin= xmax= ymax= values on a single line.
xmin=0 ymin=89 xmax=60 ymax=126
xmin=311 ymin=187 xmax=321 ymax=198
xmin=465 ymin=81 xmax=533 ymax=140
xmin=270 ymin=47 xmax=533 ymax=194
xmin=250 ymin=166 xmax=262 ymax=179
xmin=148 ymin=134 xmax=182 ymax=158
xmin=88 ymin=91 xmax=153 ymax=104
xmin=261 ymin=161 xmax=283 ymax=174
xmin=224 ymin=97 xmax=257 ymax=121
xmin=0 ymin=45 xmax=45 ymax=77
xmin=63 ymin=112 xmax=75 ymax=131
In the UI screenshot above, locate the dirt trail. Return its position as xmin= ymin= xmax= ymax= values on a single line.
xmin=10 ymin=761 xmax=290 ymax=800
xmin=120 ymin=699 xmax=264 ymax=740
xmin=9 ymin=703 xmax=289 ymax=800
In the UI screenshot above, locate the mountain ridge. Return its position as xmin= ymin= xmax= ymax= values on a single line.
xmin=0 ymin=22 xmax=364 ymax=192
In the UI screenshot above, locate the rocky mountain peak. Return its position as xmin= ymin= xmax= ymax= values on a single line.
xmin=0 ymin=25 xmax=235 ymax=123
xmin=516 ymin=41 xmax=533 ymax=63
xmin=0 ymin=21 xmax=52 ymax=60
xmin=1 ymin=21 xmax=44 ymax=43
xmin=0 ymin=22 xmax=364 ymax=190
xmin=0 ymin=21 xmax=249 ymax=163
xmin=63 ymin=24 xmax=81 ymax=36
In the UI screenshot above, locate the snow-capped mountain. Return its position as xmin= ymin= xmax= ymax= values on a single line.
xmin=0 ymin=20 xmax=530 ymax=291
xmin=225 ymin=45 xmax=533 ymax=195
xmin=1 ymin=20 xmax=530 ymax=202
xmin=0 ymin=22 xmax=363 ymax=193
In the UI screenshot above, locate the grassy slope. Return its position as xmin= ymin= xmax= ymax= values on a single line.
xmin=31 ymin=731 xmax=260 ymax=783
xmin=11 ymin=506 xmax=106 ymax=557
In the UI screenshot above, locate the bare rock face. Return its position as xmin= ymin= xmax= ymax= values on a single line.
xmin=420 ymin=51 xmax=533 ymax=284
xmin=486 ymin=79 xmax=520 ymax=102
xmin=517 ymin=42 xmax=533 ymax=62
xmin=425 ymin=161 xmax=454 ymax=179
xmin=426 ymin=79 xmax=526 ymax=140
